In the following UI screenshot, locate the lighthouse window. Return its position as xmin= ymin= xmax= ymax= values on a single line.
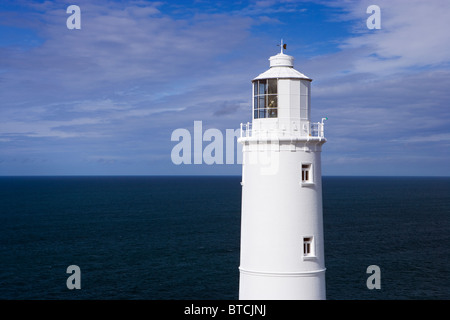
xmin=303 ymin=236 xmax=314 ymax=257
xmin=302 ymin=164 xmax=312 ymax=183
xmin=253 ymin=79 xmax=278 ymax=119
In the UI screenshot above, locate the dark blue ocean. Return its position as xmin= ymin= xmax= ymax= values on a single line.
xmin=0 ymin=176 xmax=449 ymax=300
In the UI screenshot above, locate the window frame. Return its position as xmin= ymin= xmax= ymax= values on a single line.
xmin=253 ymin=79 xmax=278 ymax=119
xmin=303 ymin=236 xmax=316 ymax=260
xmin=301 ymin=162 xmax=314 ymax=186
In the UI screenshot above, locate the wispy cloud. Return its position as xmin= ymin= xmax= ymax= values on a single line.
xmin=0 ymin=0 xmax=449 ymax=175
xmin=0 ymin=0 xmax=255 ymax=136
xmin=391 ymin=133 xmax=450 ymax=144
xmin=333 ymin=0 xmax=450 ymax=75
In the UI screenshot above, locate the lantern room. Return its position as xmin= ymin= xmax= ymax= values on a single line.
xmin=250 ymin=47 xmax=314 ymax=138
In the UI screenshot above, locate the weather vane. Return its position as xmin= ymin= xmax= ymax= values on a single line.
xmin=277 ymin=39 xmax=287 ymax=53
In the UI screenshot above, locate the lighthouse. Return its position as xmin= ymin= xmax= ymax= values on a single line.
xmin=238 ymin=42 xmax=327 ymax=300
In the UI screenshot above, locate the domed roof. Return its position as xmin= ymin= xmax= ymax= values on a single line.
xmin=253 ymin=52 xmax=311 ymax=81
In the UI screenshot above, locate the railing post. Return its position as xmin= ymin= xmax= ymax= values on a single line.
xmin=320 ymin=117 xmax=327 ymax=138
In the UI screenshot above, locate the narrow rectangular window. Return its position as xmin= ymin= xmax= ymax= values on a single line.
xmin=302 ymin=164 xmax=311 ymax=183
xmin=303 ymin=236 xmax=314 ymax=257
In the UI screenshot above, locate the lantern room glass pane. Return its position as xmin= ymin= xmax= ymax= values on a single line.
xmin=258 ymin=81 xmax=266 ymax=95
xmin=259 ymin=109 xmax=266 ymax=118
xmin=259 ymin=96 xmax=265 ymax=109
xmin=267 ymin=95 xmax=277 ymax=108
xmin=268 ymin=79 xmax=277 ymax=94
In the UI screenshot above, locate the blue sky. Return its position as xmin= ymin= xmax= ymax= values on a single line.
xmin=0 ymin=0 xmax=449 ymax=176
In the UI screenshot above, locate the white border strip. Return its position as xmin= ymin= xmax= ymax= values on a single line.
xmin=239 ymin=267 xmax=326 ymax=277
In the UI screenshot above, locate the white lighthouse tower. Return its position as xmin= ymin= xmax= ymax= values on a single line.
xmin=238 ymin=42 xmax=327 ymax=300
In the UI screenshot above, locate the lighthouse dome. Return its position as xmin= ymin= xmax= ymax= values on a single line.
xmin=270 ymin=52 xmax=294 ymax=67
xmin=253 ymin=52 xmax=311 ymax=81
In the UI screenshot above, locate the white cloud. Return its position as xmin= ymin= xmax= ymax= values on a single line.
xmin=1 ymin=0 xmax=449 ymax=175
xmin=336 ymin=0 xmax=450 ymax=75
xmin=0 ymin=118 xmax=104 ymax=138
xmin=0 ymin=0 xmax=257 ymax=144
xmin=391 ymin=133 xmax=450 ymax=144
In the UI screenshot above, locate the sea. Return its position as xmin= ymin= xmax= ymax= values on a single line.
xmin=0 ymin=176 xmax=449 ymax=300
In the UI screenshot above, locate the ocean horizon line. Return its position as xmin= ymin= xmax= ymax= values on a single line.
xmin=0 ymin=174 xmax=449 ymax=178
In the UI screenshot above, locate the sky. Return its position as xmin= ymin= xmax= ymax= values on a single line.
xmin=0 ymin=0 xmax=449 ymax=176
